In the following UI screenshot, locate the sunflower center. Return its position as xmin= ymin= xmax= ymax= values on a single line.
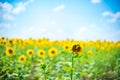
xmin=40 ymin=52 xmax=43 ymax=55
xmin=9 ymin=49 xmax=13 ymax=54
xmin=29 ymin=52 xmax=32 ymax=55
xmin=51 ymin=50 xmax=55 ymax=54
xmin=2 ymin=37 xmax=4 ymax=40
xmin=1 ymin=42 xmax=3 ymax=44
xmin=9 ymin=40 xmax=12 ymax=44
xmin=21 ymin=57 xmax=24 ymax=61
xmin=65 ymin=46 xmax=68 ymax=49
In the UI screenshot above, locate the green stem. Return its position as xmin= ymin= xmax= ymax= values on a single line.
xmin=44 ymin=69 xmax=46 ymax=80
xmin=1 ymin=45 xmax=6 ymax=57
xmin=71 ymin=56 xmax=74 ymax=80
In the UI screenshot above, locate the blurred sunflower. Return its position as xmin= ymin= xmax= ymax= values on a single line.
xmin=63 ymin=44 xmax=71 ymax=51
xmin=87 ymin=50 xmax=93 ymax=55
xmin=19 ymin=55 xmax=26 ymax=63
xmin=8 ymin=39 xmax=13 ymax=45
xmin=0 ymin=40 xmax=4 ymax=45
xmin=37 ymin=49 xmax=46 ymax=58
xmin=6 ymin=47 xmax=14 ymax=57
xmin=48 ymin=47 xmax=58 ymax=57
xmin=26 ymin=49 xmax=34 ymax=56
xmin=1 ymin=36 xmax=5 ymax=40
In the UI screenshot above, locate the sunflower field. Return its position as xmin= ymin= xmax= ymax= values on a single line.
xmin=0 ymin=37 xmax=120 ymax=80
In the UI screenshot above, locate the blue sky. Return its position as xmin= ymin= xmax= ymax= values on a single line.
xmin=0 ymin=0 xmax=120 ymax=41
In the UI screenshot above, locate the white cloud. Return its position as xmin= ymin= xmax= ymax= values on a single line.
xmin=53 ymin=5 xmax=65 ymax=12
xmin=102 ymin=11 xmax=120 ymax=23
xmin=0 ymin=2 xmax=13 ymax=12
xmin=91 ymin=0 xmax=101 ymax=4
xmin=12 ymin=0 xmax=33 ymax=14
xmin=0 ymin=2 xmax=13 ymax=20
xmin=102 ymin=11 xmax=113 ymax=17
xmin=0 ymin=0 xmax=34 ymax=20
xmin=12 ymin=2 xmax=26 ymax=14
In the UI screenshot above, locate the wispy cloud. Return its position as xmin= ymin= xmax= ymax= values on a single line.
xmin=12 ymin=2 xmax=26 ymax=14
xmin=91 ymin=0 xmax=101 ymax=4
xmin=0 ymin=2 xmax=13 ymax=12
xmin=0 ymin=0 xmax=34 ymax=21
xmin=53 ymin=4 xmax=65 ymax=12
xmin=12 ymin=0 xmax=34 ymax=14
xmin=102 ymin=11 xmax=120 ymax=23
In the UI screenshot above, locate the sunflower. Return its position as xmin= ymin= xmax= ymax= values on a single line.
xmin=1 ymin=37 xmax=5 ymax=40
xmin=26 ymin=49 xmax=34 ymax=56
xmin=87 ymin=50 xmax=93 ymax=55
xmin=0 ymin=40 xmax=4 ymax=45
xmin=37 ymin=49 xmax=46 ymax=58
xmin=6 ymin=47 xmax=14 ymax=57
xmin=8 ymin=39 xmax=13 ymax=45
xmin=63 ymin=44 xmax=71 ymax=51
xmin=48 ymin=47 xmax=58 ymax=57
xmin=19 ymin=55 xmax=26 ymax=63
xmin=72 ymin=44 xmax=83 ymax=54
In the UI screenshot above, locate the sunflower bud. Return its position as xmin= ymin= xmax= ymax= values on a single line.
xmin=41 ymin=63 xmax=46 ymax=70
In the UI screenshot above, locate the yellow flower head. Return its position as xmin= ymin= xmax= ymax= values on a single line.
xmin=8 ymin=39 xmax=14 ymax=45
xmin=63 ymin=44 xmax=71 ymax=51
xmin=6 ymin=47 xmax=14 ymax=57
xmin=0 ymin=40 xmax=4 ymax=45
xmin=19 ymin=55 xmax=26 ymax=63
xmin=87 ymin=50 xmax=93 ymax=55
xmin=26 ymin=49 xmax=34 ymax=56
xmin=48 ymin=47 xmax=58 ymax=57
xmin=1 ymin=36 xmax=5 ymax=40
xmin=37 ymin=49 xmax=46 ymax=58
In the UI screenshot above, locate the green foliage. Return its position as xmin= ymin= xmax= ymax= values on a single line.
xmin=0 ymin=38 xmax=120 ymax=80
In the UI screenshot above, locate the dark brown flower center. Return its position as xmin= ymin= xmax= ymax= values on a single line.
xmin=9 ymin=40 xmax=12 ymax=44
xmin=72 ymin=44 xmax=81 ymax=53
xmin=65 ymin=46 xmax=68 ymax=49
xmin=51 ymin=50 xmax=55 ymax=54
xmin=29 ymin=51 xmax=32 ymax=55
xmin=9 ymin=49 xmax=13 ymax=54
xmin=21 ymin=57 xmax=24 ymax=61
xmin=2 ymin=37 xmax=4 ymax=40
xmin=40 ymin=52 xmax=43 ymax=55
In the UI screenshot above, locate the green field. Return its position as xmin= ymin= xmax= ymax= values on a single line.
xmin=0 ymin=37 xmax=120 ymax=80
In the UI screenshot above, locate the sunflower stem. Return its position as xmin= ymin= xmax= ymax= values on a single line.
xmin=41 ymin=62 xmax=46 ymax=80
xmin=71 ymin=56 xmax=74 ymax=80
xmin=43 ymin=69 xmax=46 ymax=80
